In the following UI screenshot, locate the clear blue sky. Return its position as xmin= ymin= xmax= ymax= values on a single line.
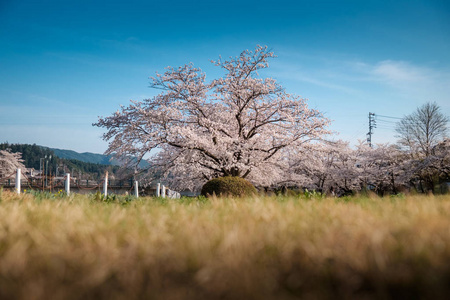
xmin=1 ymin=0 xmax=449 ymax=153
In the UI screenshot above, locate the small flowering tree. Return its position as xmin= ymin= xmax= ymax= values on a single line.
xmin=289 ymin=140 xmax=357 ymax=194
xmin=405 ymin=138 xmax=450 ymax=192
xmin=292 ymin=141 xmax=408 ymax=195
xmin=95 ymin=46 xmax=330 ymax=190
xmin=355 ymin=142 xmax=407 ymax=194
xmin=0 ymin=149 xmax=26 ymax=179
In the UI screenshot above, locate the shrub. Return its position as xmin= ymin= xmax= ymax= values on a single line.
xmin=201 ymin=176 xmax=257 ymax=197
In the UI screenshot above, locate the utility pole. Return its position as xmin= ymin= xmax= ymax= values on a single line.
xmin=367 ymin=112 xmax=376 ymax=148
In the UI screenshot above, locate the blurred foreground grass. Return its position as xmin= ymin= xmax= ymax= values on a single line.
xmin=0 ymin=190 xmax=449 ymax=299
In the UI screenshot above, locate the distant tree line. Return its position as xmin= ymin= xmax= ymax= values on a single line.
xmin=64 ymin=158 xmax=120 ymax=179
xmin=285 ymin=102 xmax=449 ymax=196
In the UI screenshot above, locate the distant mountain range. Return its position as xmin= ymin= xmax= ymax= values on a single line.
xmin=49 ymin=148 xmax=150 ymax=168
xmin=50 ymin=148 xmax=120 ymax=165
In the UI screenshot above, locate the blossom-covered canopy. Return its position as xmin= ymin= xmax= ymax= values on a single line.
xmin=95 ymin=46 xmax=331 ymax=189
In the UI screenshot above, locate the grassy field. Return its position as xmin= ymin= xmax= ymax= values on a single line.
xmin=0 ymin=190 xmax=449 ymax=300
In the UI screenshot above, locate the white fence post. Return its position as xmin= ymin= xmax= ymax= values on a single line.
xmin=162 ymin=185 xmax=166 ymax=198
xmin=103 ymin=171 xmax=108 ymax=197
xmin=156 ymin=183 xmax=161 ymax=197
xmin=65 ymin=173 xmax=70 ymax=195
xmin=16 ymin=168 xmax=21 ymax=194
xmin=134 ymin=180 xmax=139 ymax=198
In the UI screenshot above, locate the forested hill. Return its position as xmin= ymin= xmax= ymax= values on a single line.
xmin=0 ymin=143 xmax=118 ymax=166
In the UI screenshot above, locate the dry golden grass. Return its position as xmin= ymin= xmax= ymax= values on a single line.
xmin=0 ymin=189 xmax=450 ymax=299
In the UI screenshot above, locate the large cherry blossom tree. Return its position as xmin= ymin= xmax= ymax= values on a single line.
xmin=95 ymin=46 xmax=330 ymax=189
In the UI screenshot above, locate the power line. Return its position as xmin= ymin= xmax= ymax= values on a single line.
xmin=377 ymin=126 xmax=396 ymax=130
xmin=376 ymin=119 xmax=397 ymax=124
xmin=375 ymin=114 xmax=403 ymax=120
